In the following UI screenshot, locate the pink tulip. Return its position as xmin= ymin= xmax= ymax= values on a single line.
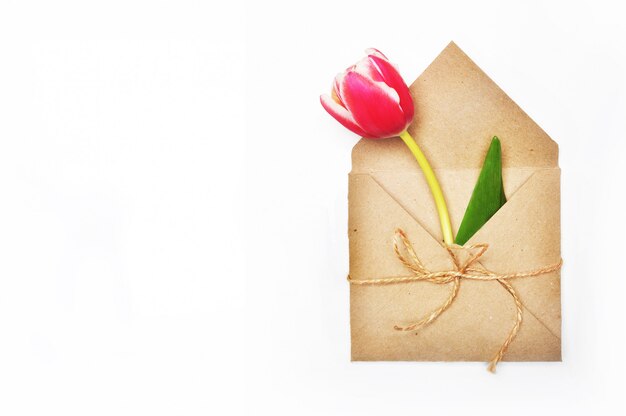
xmin=320 ymin=48 xmax=414 ymax=139
xmin=322 ymin=48 xmax=454 ymax=244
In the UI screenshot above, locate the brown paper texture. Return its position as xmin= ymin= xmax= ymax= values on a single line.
xmin=348 ymin=42 xmax=561 ymax=362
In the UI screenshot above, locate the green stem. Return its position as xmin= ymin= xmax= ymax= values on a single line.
xmin=399 ymin=130 xmax=454 ymax=245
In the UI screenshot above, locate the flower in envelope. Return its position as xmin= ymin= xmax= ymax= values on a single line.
xmin=322 ymin=42 xmax=562 ymax=371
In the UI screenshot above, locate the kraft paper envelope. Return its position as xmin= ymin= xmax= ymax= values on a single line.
xmin=349 ymin=42 xmax=561 ymax=362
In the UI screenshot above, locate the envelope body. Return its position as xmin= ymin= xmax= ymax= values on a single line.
xmin=348 ymin=43 xmax=561 ymax=362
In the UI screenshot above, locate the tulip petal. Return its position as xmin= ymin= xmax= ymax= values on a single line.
xmin=338 ymin=71 xmax=400 ymax=107
xmin=368 ymin=55 xmax=414 ymax=124
xmin=339 ymin=72 xmax=407 ymax=138
xmin=333 ymin=73 xmax=345 ymax=105
xmin=320 ymin=94 xmax=367 ymax=137
xmin=365 ymin=48 xmax=388 ymax=60
xmin=351 ymin=56 xmax=385 ymax=83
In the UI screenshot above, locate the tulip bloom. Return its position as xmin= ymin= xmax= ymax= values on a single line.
xmin=320 ymin=48 xmax=414 ymax=139
xmin=321 ymin=49 xmax=454 ymax=244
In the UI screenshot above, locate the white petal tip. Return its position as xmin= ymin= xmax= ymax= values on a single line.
xmin=365 ymin=48 xmax=387 ymax=59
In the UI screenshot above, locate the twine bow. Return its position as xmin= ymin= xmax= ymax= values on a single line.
xmin=348 ymin=229 xmax=563 ymax=372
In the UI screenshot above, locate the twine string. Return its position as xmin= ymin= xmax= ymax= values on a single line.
xmin=348 ymin=228 xmax=563 ymax=373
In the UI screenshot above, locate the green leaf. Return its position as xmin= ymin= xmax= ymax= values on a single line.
xmin=455 ymin=137 xmax=506 ymax=246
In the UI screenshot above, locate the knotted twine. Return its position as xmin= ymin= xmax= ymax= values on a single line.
xmin=347 ymin=229 xmax=562 ymax=372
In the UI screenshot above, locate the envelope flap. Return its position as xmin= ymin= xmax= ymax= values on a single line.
xmin=348 ymin=173 xmax=454 ymax=280
xmin=468 ymin=168 xmax=561 ymax=337
xmin=411 ymin=42 xmax=559 ymax=168
xmin=352 ymin=42 xmax=559 ymax=170
xmin=468 ymin=168 xmax=561 ymax=271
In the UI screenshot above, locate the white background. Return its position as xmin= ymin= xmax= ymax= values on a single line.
xmin=0 ymin=1 xmax=624 ymax=415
